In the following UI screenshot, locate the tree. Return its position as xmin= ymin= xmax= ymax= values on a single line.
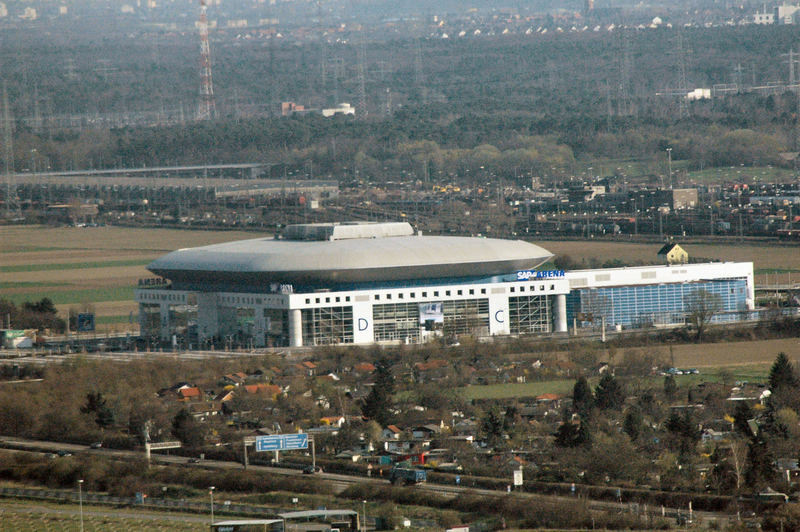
xmin=663 ymin=375 xmax=677 ymax=401
xmin=595 ymin=374 xmax=625 ymax=410
xmin=733 ymin=401 xmax=754 ymax=437
xmin=481 ymin=406 xmax=506 ymax=448
xmin=768 ymin=352 xmax=797 ymax=394
xmin=665 ymin=409 xmax=700 ymax=455
xmin=361 ymin=359 xmax=394 ymax=426
xmin=623 ymin=406 xmax=643 ymax=441
xmin=171 ymin=408 xmax=205 ymax=448
xmin=686 ymin=289 xmax=722 ymax=341
xmin=80 ymin=391 xmax=115 ymax=429
xmin=555 ymin=419 xmax=591 ymax=448
xmin=745 ymin=435 xmax=775 ymax=489
xmin=572 ymin=377 xmax=594 ymax=419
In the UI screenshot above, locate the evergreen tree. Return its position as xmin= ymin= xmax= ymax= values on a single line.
xmin=745 ymin=435 xmax=775 ymax=489
xmin=481 ymin=406 xmax=505 ymax=448
xmin=171 ymin=408 xmax=205 ymax=448
xmin=733 ymin=401 xmax=754 ymax=437
xmin=361 ymin=359 xmax=395 ymax=426
xmin=663 ymin=375 xmax=677 ymax=400
xmin=623 ymin=406 xmax=643 ymax=441
xmin=769 ymin=352 xmax=797 ymax=393
xmin=555 ymin=419 xmax=592 ymax=448
xmin=80 ymin=391 xmax=114 ymax=429
xmin=554 ymin=420 xmax=580 ymax=447
xmin=572 ymin=376 xmax=594 ymax=419
xmin=665 ymin=409 xmax=700 ymax=455
xmin=595 ymin=374 xmax=625 ymax=410
xmin=575 ymin=420 xmax=592 ymax=447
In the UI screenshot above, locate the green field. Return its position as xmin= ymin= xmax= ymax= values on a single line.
xmin=0 ymin=259 xmax=151 ymax=273
xmin=456 ymin=361 xmax=774 ymax=401
xmin=0 ymin=225 xmax=258 ymax=332
xmin=3 ymin=286 xmax=135 ymax=306
xmin=0 ymin=281 xmax=67 ymax=289
xmin=459 ymin=379 xmax=575 ymax=400
xmin=687 ymin=165 xmax=797 ymax=184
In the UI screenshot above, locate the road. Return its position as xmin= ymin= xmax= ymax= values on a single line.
xmin=0 ymin=436 xmax=734 ymax=526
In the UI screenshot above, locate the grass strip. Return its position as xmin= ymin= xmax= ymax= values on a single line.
xmin=0 ymin=281 xmax=68 ymax=289
xmin=0 ymin=246 xmax=68 ymax=253
xmin=458 ymin=380 xmax=574 ymax=400
xmin=3 ymin=286 xmax=135 ymax=306
xmin=0 ymin=259 xmax=151 ymax=273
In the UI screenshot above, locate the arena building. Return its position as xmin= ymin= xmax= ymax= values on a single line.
xmin=135 ymin=222 xmax=755 ymax=348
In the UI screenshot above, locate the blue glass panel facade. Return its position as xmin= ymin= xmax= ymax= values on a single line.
xmin=566 ymin=279 xmax=748 ymax=329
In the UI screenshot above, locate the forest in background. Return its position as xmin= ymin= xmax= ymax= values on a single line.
xmin=2 ymin=24 xmax=800 ymax=182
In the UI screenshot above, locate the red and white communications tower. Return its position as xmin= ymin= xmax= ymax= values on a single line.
xmin=197 ymin=0 xmax=216 ymax=120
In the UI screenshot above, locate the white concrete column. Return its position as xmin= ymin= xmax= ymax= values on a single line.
xmin=289 ymin=309 xmax=303 ymax=347
xmin=352 ymin=300 xmax=374 ymax=344
xmin=554 ymin=294 xmax=568 ymax=333
xmin=489 ymin=292 xmax=510 ymax=336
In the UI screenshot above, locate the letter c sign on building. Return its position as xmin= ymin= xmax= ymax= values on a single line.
xmin=494 ymin=310 xmax=504 ymax=323
xmin=358 ymin=318 xmax=369 ymax=331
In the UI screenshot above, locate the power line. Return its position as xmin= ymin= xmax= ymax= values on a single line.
xmin=197 ymin=0 xmax=216 ymax=121
xmin=3 ymin=83 xmax=19 ymax=218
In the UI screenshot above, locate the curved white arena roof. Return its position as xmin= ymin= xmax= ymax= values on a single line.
xmin=147 ymin=223 xmax=553 ymax=286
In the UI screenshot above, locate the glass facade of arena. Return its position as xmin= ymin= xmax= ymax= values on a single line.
xmin=264 ymin=308 xmax=289 ymax=347
xmin=442 ymin=299 xmax=489 ymax=337
xmin=302 ymin=306 xmax=354 ymax=345
xmin=139 ymin=303 xmax=161 ymax=337
xmin=373 ymin=303 xmax=421 ymax=343
xmin=566 ymin=279 xmax=748 ymax=329
xmin=508 ymin=295 xmax=551 ymax=334
xmin=219 ymin=307 xmax=255 ymax=342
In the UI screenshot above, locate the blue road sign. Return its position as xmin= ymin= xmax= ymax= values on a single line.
xmin=76 ymin=313 xmax=95 ymax=332
xmin=255 ymin=433 xmax=308 ymax=452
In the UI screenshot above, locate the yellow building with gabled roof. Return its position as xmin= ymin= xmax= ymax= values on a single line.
xmin=657 ymin=243 xmax=688 ymax=265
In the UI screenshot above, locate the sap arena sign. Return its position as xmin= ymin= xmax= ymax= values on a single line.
xmin=516 ymin=269 xmax=565 ymax=280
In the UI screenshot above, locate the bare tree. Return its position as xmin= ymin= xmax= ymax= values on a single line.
xmin=729 ymin=437 xmax=747 ymax=493
xmin=686 ymin=288 xmax=722 ymax=341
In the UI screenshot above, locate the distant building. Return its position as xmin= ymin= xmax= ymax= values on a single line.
xmin=776 ymin=3 xmax=800 ymax=24
xmin=281 ymin=102 xmax=306 ymax=116
xmin=686 ymin=88 xmax=711 ymax=101
xmin=322 ymin=103 xmax=355 ymax=117
xmin=567 ymin=185 xmax=605 ymax=203
xmin=657 ymin=243 xmax=689 ymax=265
xmin=656 ymin=188 xmax=699 ymax=210
xmin=20 ymin=6 xmax=36 ymax=19
xmin=754 ymin=8 xmax=774 ymax=24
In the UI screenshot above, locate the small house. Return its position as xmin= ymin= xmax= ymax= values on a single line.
xmin=657 ymin=243 xmax=688 ymax=265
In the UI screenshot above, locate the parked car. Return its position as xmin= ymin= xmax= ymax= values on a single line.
xmin=303 ymin=465 xmax=323 ymax=474
xmin=56 ymin=450 xmax=73 ymax=457
xmin=89 ymin=442 xmax=103 ymax=449
xmin=187 ymin=457 xmax=201 ymax=463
